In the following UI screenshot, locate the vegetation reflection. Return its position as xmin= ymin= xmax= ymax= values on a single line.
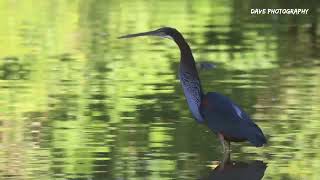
xmin=0 ymin=0 xmax=319 ymax=180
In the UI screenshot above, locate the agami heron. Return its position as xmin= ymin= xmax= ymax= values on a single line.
xmin=119 ymin=27 xmax=266 ymax=153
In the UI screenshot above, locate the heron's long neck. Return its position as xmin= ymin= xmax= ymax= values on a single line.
xmin=173 ymin=34 xmax=203 ymax=94
xmin=173 ymin=33 xmax=205 ymax=123
xmin=174 ymin=35 xmax=196 ymax=70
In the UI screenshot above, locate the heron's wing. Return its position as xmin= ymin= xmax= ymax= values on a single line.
xmin=200 ymin=92 xmax=266 ymax=146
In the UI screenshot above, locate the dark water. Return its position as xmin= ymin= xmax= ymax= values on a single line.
xmin=1 ymin=0 xmax=320 ymax=179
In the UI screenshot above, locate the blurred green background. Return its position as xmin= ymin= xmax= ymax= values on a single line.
xmin=0 ymin=0 xmax=320 ymax=179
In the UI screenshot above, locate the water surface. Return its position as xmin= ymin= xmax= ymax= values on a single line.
xmin=1 ymin=0 xmax=320 ymax=179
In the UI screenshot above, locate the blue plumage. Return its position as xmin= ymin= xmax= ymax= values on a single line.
xmin=119 ymin=27 xmax=267 ymax=152
xmin=200 ymin=92 xmax=267 ymax=147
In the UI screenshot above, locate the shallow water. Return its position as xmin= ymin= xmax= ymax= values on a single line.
xmin=1 ymin=0 xmax=320 ymax=179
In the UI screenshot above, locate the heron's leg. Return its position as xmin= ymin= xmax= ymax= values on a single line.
xmin=219 ymin=151 xmax=231 ymax=171
xmin=218 ymin=133 xmax=231 ymax=170
xmin=218 ymin=133 xmax=226 ymax=152
xmin=223 ymin=149 xmax=231 ymax=163
xmin=226 ymin=140 xmax=231 ymax=152
xmin=218 ymin=133 xmax=232 ymax=154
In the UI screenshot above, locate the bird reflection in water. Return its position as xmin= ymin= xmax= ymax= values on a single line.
xmin=202 ymin=154 xmax=267 ymax=180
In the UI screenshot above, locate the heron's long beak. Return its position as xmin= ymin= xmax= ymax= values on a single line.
xmin=118 ymin=30 xmax=166 ymax=39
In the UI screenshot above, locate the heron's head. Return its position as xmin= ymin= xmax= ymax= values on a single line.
xmin=118 ymin=27 xmax=179 ymax=40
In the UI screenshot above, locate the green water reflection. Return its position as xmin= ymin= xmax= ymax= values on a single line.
xmin=1 ymin=0 xmax=320 ymax=179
